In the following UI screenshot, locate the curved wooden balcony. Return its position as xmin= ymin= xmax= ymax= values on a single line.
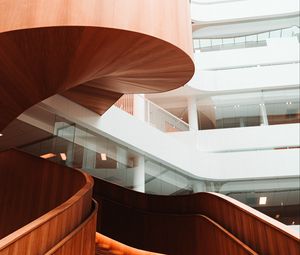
xmin=0 ymin=1 xmax=193 ymax=252
xmin=0 ymin=149 xmax=96 ymax=254
xmin=0 ymin=0 xmax=194 ymax=131
xmin=93 ymin=178 xmax=300 ymax=255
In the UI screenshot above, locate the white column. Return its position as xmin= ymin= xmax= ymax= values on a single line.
xmin=259 ymin=103 xmax=269 ymax=126
xmin=133 ymin=94 xmax=145 ymax=121
xmin=117 ymin=146 xmax=145 ymax=192
xmin=132 ymin=156 xmax=145 ymax=192
xmin=187 ymin=97 xmax=199 ymax=131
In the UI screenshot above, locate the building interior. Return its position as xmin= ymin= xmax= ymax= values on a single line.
xmin=0 ymin=0 xmax=299 ymax=254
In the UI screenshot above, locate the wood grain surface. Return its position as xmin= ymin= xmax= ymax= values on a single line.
xmin=45 ymin=200 xmax=98 ymax=255
xmin=0 ymin=1 xmax=194 ymax=254
xmin=0 ymin=150 xmax=95 ymax=255
xmin=93 ymin=178 xmax=300 ymax=255
xmin=0 ymin=0 xmax=194 ymax=131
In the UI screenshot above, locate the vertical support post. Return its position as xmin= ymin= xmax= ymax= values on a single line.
xmin=133 ymin=94 xmax=145 ymax=121
xmin=187 ymin=97 xmax=199 ymax=131
xmin=260 ymin=103 xmax=269 ymax=126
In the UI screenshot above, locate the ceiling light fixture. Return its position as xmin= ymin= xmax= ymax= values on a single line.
xmin=0 ymin=133 xmax=3 ymax=137
xmin=40 ymin=153 xmax=56 ymax=159
xmin=60 ymin=153 xmax=67 ymax=161
xmin=259 ymin=196 xmax=267 ymax=205
xmin=275 ymin=214 xmax=280 ymax=219
xmin=100 ymin=153 xmax=107 ymax=161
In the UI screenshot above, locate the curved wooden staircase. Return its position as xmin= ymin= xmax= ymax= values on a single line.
xmin=93 ymin=178 xmax=300 ymax=255
xmin=0 ymin=1 xmax=299 ymax=254
xmin=0 ymin=149 xmax=96 ymax=254
xmin=0 ymin=0 xmax=193 ymax=253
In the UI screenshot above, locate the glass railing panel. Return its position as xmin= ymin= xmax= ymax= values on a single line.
xmin=194 ymin=26 xmax=300 ymax=52
xmin=114 ymin=94 xmax=190 ymax=132
xmin=196 ymin=88 xmax=300 ymax=130
xmin=265 ymin=101 xmax=300 ymax=125
xmin=146 ymin=100 xmax=189 ymax=132
xmin=16 ymin=110 xmax=299 ymax=226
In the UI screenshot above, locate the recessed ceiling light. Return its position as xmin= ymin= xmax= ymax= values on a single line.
xmin=0 ymin=133 xmax=3 ymax=137
xmin=259 ymin=196 xmax=267 ymax=205
xmin=275 ymin=214 xmax=280 ymax=219
xmin=60 ymin=153 xmax=67 ymax=161
xmin=100 ymin=153 xmax=107 ymax=161
xmin=40 ymin=153 xmax=56 ymax=159
xmin=292 ymin=221 xmax=295 ymax=225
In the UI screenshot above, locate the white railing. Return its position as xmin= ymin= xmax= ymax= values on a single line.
xmin=143 ymin=96 xmax=190 ymax=132
xmin=114 ymin=94 xmax=190 ymax=132
xmin=193 ymin=26 xmax=300 ymax=52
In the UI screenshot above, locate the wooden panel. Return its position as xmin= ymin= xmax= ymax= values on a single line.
xmin=0 ymin=150 xmax=95 ymax=255
xmin=45 ymin=200 xmax=98 ymax=255
xmin=97 ymin=198 xmax=256 ymax=255
xmin=114 ymin=95 xmax=134 ymax=115
xmin=93 ymin=178 xmax=300 ymax=255
xmin=0 ymin=1 xmax=193 ymax=253
xmin=0 ymin=0 xmax=194 ymax=131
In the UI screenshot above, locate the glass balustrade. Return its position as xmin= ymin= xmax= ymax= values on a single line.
xmin=114 ymin=94 xmax=190 ymax=132
xmin=15 ymin=109 xmax=299 ymax=226
xmin=193 ymin=26 xmax=300 ymax=52
xmin=197 ymin=88 xmax=300 ymax=130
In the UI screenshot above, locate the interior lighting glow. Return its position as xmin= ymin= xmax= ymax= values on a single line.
xmin=0 ymin=133 xmax=3 ymax=137
xmin=275 ymin=214 xmax=280 ymax=219
xmin=40 ymin=153 xmax=56 ymax=159
xmin=292 ymin=221 xmax=295 ymax=225
xmin=100 ymin=153 xmax=107 ymax=161
xmin=60 ymin=153 xmax=67 ymax=161
xmin=259 ymin=197 xmax=267 ymax=205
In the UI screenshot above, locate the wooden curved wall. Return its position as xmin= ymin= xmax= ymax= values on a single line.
xmin=0 ymin=1 xmax=193 ymax=253
xmin=98 ymin=199 xmax=257 ymax=255
xmin=45 ymin=201 xmax=98 ymax=255
xmin=93 ymin=178 xmax=300 ymax=255
xmin=0 ymin=0 xmax=194 ymax=131
xmin=0 ymin=150 xmax=95 ymax=254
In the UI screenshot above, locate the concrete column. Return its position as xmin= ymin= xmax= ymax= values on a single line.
xmin=133 ymin=94 xmax=145 ymax=121
xmin=187 ymin=97 xmax=199 ymax=131
xmin=259 ymin=103 xmax=269 ymax=126
xmin=132 ymin=156 xmax=145 ymax=192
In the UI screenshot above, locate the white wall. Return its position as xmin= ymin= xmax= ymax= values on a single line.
xmin=190 ymin=38 xmax=299 ymax=91
xmin=191 ymin=0 xmax=299 ymax=23
xmin=193 ymin=16 xmax=299 ymax=38
xmin=171 ymin=124 xmax=300 ymax=152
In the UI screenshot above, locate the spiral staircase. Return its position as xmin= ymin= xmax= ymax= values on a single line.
xmin=0 ymin=1 xmax=299 ymax=254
